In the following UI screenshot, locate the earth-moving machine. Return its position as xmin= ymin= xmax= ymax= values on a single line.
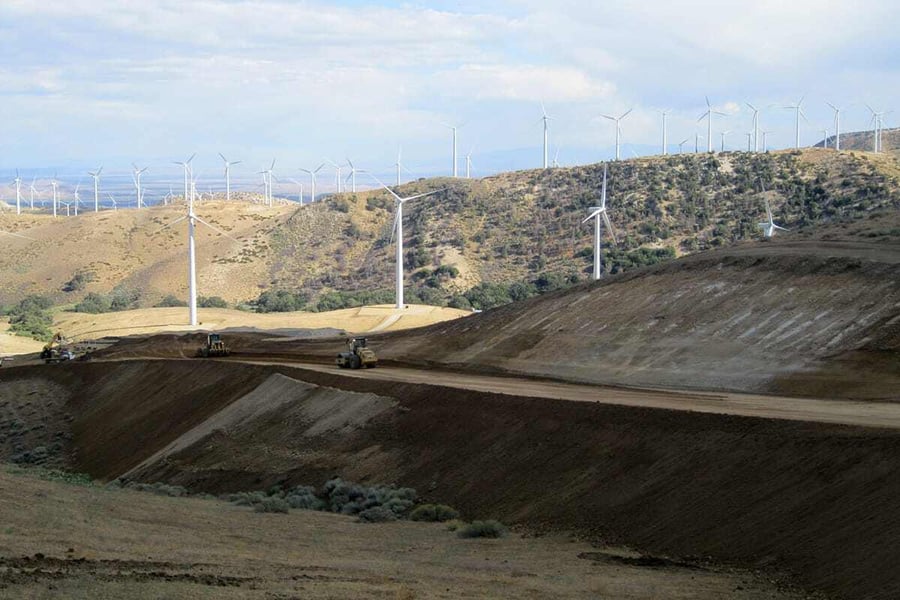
xmin=40 ymin=332 xmax=75 ymax=364
xmin=336 ymin=337 xmax=378 ymax=369
xmin=197 ymin=333 xmax=230 ymax=357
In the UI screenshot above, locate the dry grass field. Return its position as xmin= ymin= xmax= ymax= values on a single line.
xmin=0 ymin=467 xmax=805 ymax=600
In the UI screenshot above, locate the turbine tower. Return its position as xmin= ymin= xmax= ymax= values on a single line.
xmin=87 ymin=167 xmax=102 ymax=212
xmin=784 ymin=96 xmax=807 ymax=149
xmin=219 ymin=154 xmax=241 ymax=202
xmin=174 ymin=154 xmax=196 ymax=206
xmin=659 ymin=110 xmax=670 ymax=155
xmin=73 ymin=184 xmax=81 ymax=216
xmin=29 ymin=178 xmax=37 ymax=210
xmin=300 ymin=164 xmax=325 ymax=204
xmin=368 ymin=174 xmax=443 ymax=309
xmin=582 ymin=164 xmax=617 ymax=280
xmin=698 ymin=97 xmax=726 ymax=153
xmin=540 ymin=102 xmax=552 ymax=168
xmin=326 ymin=159 xmax=344 ymax=193
xmin=826 ymin=102 xmax=843 ymax=151
xmin=821 ymin=129 xmax=829 ymax=148
xmin=746 ymin=103 xmax=762 ymax=152
xmin=762 ymin=131 xmax=773 ymax=152
xmin=132 ymin=164 xmax=149 ymax=208
xmin=154 ymin=174 xmax=236 ymax=326
xmin=50 ymin=177 xmax=59 ymax=218
xmin=720 ymin=130 xmax=731 ymax=152
xmin=465 ymin=147 xmax=475 ymax=179
xmin=865 ymin=105 xmax=888 ymax=153
xmin=346 ymin=158 xmax=361 ymax=193
xmin=443 ymin=123 xmax=462 ymax=177
xmin=678 ymin=138 xmax=689 ymax=154
xmin=600 ymin=108 xmax=632 ymax=161
xmin=13 ymin=170 xmax=21 ymax=215
xmin=289 ymin=178 xmax=305 ymax=204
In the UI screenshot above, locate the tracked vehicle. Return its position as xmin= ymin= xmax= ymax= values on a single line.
xmin=197 ymin=333 xmax=230 ymax=357
xmin=336 ymin=337 xmax=377 ymax=369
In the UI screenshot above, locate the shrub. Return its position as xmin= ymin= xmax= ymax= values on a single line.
xmin=254 ymin=497 xmax=290 ymax=514
xmin=457 ymin=520 xmax=507 ymax=539
xmin=6 ymin=295 xmax=54 ymax=341
xmin=286 ymin=486 xmax=326 ymax=511
xmin=409 ymin=504 xmax=460 ymax=522
xmin=198 ymin=295 xmax=228 ymax=308
xmin=74 ymin=292 xmax=111 ymax=314
xmin=254 ymin=289 xmax=308 ymax=313
xmin=63 ymin=270 xmax=95 ymax=293
xmin=155 ymin=294 xmax=187 ymax=307
xmin=357 ymin=506 xmax=397 ymax=523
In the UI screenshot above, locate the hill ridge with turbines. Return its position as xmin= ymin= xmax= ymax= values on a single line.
xmin=1 ymin=147 xmax=899 ymax=312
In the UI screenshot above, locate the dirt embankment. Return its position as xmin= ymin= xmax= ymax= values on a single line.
xmin=2 ymin=359 xmax=899 ymax=600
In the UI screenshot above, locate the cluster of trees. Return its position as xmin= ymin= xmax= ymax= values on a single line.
xmin=3 ymin=295 xmax=54 ymax=341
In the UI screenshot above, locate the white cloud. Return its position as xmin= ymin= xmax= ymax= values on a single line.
xmin=435 ymin=64 xmax=615 ymax=101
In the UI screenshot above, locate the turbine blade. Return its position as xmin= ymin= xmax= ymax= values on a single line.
xmin=402 ymin=188 xmax=445 ymax=202
xmin=195 ymin=216 xmax=240 ymax=242
xmin=367 ymin=173 xmax=403 ymax=202
xmin=389 ymin=208 xmax=400 ymax=244
xmin=602 ymin=212 xmax=617 ymax=245
xmin=219 ymin=153 xmax=227 ymax=162
xmin=150 ymin=216 xmax=187 ymax=236
xmin=582 ymin=209 xmax=602 ymax=224
xmin=0 ymin=230 xmax=34 ymax=241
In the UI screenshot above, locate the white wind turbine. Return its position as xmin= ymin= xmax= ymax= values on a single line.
xmin=300 ymin=163 xmax=325 ymax=204
xmin=219 ymin=154 xmax=241 ymax=202
xmin=540 ymin=102 xmax=552 ymax=168
xmin=393 ymin=146 xmax=404 ymax=187
xmin=288 ymin=178 xmax=305 ymax=204
xmin=465 ymin=147 xmax=475 ymax=179
xmin=87 ymin=167 xmax=102 ymax=212
xmin=13 ymin=170 xmax=21 ymax=215
xmin=659 ymin=110 xmax=670 ymax=155
xmin=783 ymin=96 xmax=808 ymax=149
xmin=132 ymin=164 xmax=148 ymax=208
xmin=746 ymin=132 xmax=753 ymax=152
xmin=50 ymin=176 xmax=59 ymax=218
xmin=698 ymin=97 xmax=726 ymax=153
xmin=759 ymin=182 xmax=788 ymax=238
xmin=107 ymin=192 xmax=118 ymax=211
xmin=368 ymin=174 xmax=444 ymax=309
xmin=694 ymin=133 xmax=703 ymax=153
xmin=73 ymin=184 xmax=82 ymax=216
xmin=678 ymin=138 xmax=689 ymax=154
xmin=720 ymin=130 xmax=731 ymax=152
xmin=346 ymin=158 xmax=362 ymax=193
xmin=865 ymin=104 xmax=889 ymax=153
xmin=746 ymin=103 xmax=762 ymax=152
xmin=326 ymin=159 xmax=344 ymax=193
xmin=262 ymin=159 xmax=276 ymax=205
xmin=600 ymin=108 xmax=632 ymax=161
xmin=442 ymin=123 xmax=463 ymax=177
xmin=582 ymin=164 xmax=617 ymax=280
xmin=820 ymin=128 xmax=829 ymax=148
xmin=174 ymin=153 xmax=196 ymax=206
xmin=826 ymin=102 xmax=844 ymax=151
xmin=153 ymin=174 xmax=237 ymax=326
xmin=552 ymin=147 xmax=561 ymax=168
xmin=762 ymin=131 xmax=773 ymax=152
xmin=29 ymin=177 xmax=37 ymax=210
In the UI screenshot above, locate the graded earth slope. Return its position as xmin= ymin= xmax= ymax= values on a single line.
xmin=2 ymin=359 xmax=899 ymax=600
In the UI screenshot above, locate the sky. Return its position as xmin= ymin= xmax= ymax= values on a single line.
xmin=0 ymin=0 xmax=898 ymax=193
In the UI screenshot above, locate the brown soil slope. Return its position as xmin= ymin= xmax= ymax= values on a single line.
xmin=371 ymin=239 xmax=900 ymax=399
xmin=2 ymin=360 xmax=899 ymax=600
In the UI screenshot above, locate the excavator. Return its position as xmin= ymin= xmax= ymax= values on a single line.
xmin=336 ymin=337 xmax=378 ymax=369
xmin=40 ymin=332 xmax=75 ymax=364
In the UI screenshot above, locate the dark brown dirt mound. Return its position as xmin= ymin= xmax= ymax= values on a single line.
xmin=4 ymin=359 xmax=898 ymax=600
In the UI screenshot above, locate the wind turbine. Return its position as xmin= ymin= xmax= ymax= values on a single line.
xmin=442 ymin=123 xmax=463 ymax=177
xmin=746 ymin=132 xmax=753 ymax=152
xmin=865 ymin=105 xmax=889 ymax=153
xmin=552 ymin=147 xmax=561 ymax=168
xmin=300 ymin=164 xmax=325 ymax=204
xmin=600 ymin=108 xmax=632 ymax=161
xmin=826 ymin=102 xmax=844 ymax=151
xmin=219 ymin=154 xmax=241 ymax=202
xmin=346 ymin=158 xmax=362 ymax=193
xmin=582 ymin=164 xmax=617 ymax=280
xmin=288 ymin=178 xmax=305 ymax=204
xmin=540 ymin=102 xmax=552 ymax=168
xmin=820 ymin=128 xmax=829 ymax=148
xmin=465 ymin=147 xmax=475 ymax=179
xmin=153 ymin=172 xmax=237 ymax=326
xmin=762 ymin=131 xmax=773 ymax=152
xmin=29 ymin=178 xmax=37 ymax=210
xmin=694 ymin=133 xmax=703 ymax=153
xmin=50 ymin=176 xmax=59 ymax=218
xmin=13 ymin=170 xmax=21 ymax=215
xmin=698 ymin=97 xmax=726 ymax=153
xmin=73 ymin=184 xmax=81 ymax=216
xmin=783 ymin=96 xmax=808 ymax=149
xmin=368 ymin=174 xmax=444 ymax=309
xmin=132 ymin=164 xmax=149 ymax=208
xmin=107 ymin=192 xmax=118 ymax=211
xmin=720 ymin=130 xmax=731 ymax=152
xmin=326 ymin=159 xmax=344 ymax=193
xmin=759 ymin=183 xmax=788 ymax=238
xmin=87 ymin=167 xmax=102 ymax=212
xmin=264 ymin=159 xmax=276 ymax=205
xmin=174 ymin=153 xmax=196 ymax=207
xmin=659 ymin=110 xmax=670 ymax=155
xmin=746 ymin=103 xmax=762 ymax=152
xmin=678 ymin=138 xmax=689 ymax=154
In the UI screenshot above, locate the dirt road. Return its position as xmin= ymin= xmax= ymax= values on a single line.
xmin=222 ymin=358 xmax=900 ymax=429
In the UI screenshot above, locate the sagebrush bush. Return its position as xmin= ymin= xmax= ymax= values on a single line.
xmin=457 ymin=520 xmax=507 ymax=539
xmin=409 ymin=504 xmax=460 ymax=522
xmin=286 ymin=485 xmax=326 ymax=510
xmin=254 ymin=497 xmax=290 ymax=513
xmin=357 ymin=506 xmax=397 ymax=523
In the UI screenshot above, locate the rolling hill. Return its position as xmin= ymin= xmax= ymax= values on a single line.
xmin=1 ymin=147 xmax=899 ymax=314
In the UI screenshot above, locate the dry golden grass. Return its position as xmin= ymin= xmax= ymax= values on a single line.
xmin=52 ymin=304 xmax=470 ymax=342
xmin=0 ymin=468 xmax=800 ymax=600
xmin=0 ymin=320 xmax=45 ymax=357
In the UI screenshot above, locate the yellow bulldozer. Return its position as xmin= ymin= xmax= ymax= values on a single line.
xmin=40 ymin=332 xmax=75 ymax=364
xmin=336 ymin=337 xmax=377 ymax=369
xmin=196 ymin=333 xmax=230 ymax=358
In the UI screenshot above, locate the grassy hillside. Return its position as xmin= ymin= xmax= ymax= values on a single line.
xmin=819 ymin=126 xmax=899 ymax=156
xmin=2 ymin=148 xmax=899 ymax=311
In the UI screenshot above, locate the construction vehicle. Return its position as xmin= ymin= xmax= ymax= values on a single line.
xmin=196 ymin=333 xmax=230 ymax=358
xmin=336 ymin=337 xmax=378 ymax=369
xmin=40 ymin=332 xmax=75 ymax=364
